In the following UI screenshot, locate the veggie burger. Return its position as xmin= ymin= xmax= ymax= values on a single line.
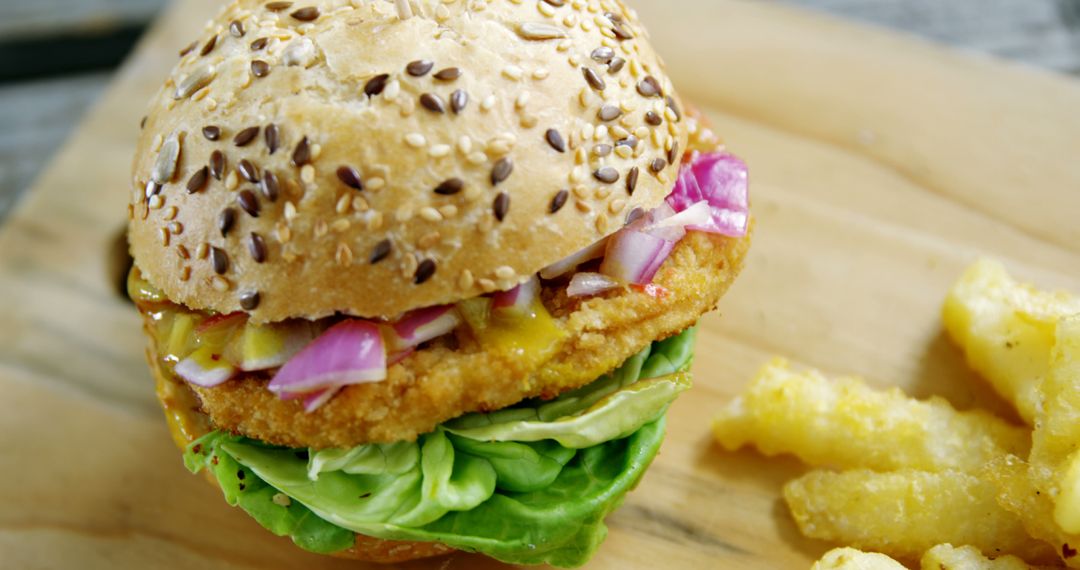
xmin=127 ymin=0 xmax=751 ymax=566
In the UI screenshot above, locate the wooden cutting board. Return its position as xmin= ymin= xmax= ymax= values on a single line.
xmin=2 ymin=1 xmax=1078 ymax=568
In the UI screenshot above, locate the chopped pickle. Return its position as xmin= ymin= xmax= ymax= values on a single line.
xmin=225 ymin=324 xmax=286 ymax=370
xmin=165 ymin=313 xmax=199 ymax=363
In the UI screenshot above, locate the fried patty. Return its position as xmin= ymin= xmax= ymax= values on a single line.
xmin=148 ymin=230 xmax=749 ymax=449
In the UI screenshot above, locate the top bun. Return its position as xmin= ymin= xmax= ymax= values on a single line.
xmin=129 ymin=0 xmax=689 ymax=322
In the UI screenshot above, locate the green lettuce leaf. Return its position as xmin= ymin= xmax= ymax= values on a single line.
xmin=445 ymin=372 xmax=689 ymax=447
xmin=184 ymin=328 xmax=696 ymax=567
xmin=184 ymin=432 xmax=355 ymax=554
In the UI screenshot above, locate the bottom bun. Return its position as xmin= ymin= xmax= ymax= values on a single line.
xmin=145 ymin=340 xmax=455 ymax=563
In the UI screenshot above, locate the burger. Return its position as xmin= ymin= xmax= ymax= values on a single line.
xmin=127 ymin=0 xmax=751 ymax=566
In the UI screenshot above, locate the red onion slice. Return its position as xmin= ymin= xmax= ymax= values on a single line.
xmin=268 ymin=320 xmax=387 ymax=396
xmin=302 ymin=387 xmax=342 ymax=413
xmin=492 ymin=275 xmax=540 ymax=316
xmin=667 ymin=151 xmax=749 ymax=237
xmin=539 ymin=239 xmax=608 ymax=280
xmin=175 ymin=347 xmax=237 ymax=387
xmin=386 ymin=306 xmax=460 ymax=352
xmin=599 ymin=229 xmax=674 ymax=285
xmin=567 ymin=272 xmax=620 ymax=297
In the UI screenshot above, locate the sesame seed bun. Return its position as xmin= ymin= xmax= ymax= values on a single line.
xmin=129 ymin=0 xmax=690 ymax=322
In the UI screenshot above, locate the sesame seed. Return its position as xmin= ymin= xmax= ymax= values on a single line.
xmin=429 ymin=144 xmax=451 ymax=158
xmin=200 ymin=34 xmax=218 ymax=56
xmin=164 ymin=206 xmax=178 ymax=220
xmin=491 ymin=158 xmax=513 ymax=186
xmin=248 ymin=233 xmax=267 ymax=263
xmin=202 ymin=125 xmax=221 ymax=140
xmin=608 ymin=57 xmax=626 ymax=74
xmin=370 ymin=239 xmax=391 ymax=264
xmin=610 ymin=198 xmax=627 ymax=214
xmin=615 ymin=145 xmax=633 ymax=159
xmin=186 ymin=166 xmax=209 ymax=194
xmin=291 ymin=6 xmax=319 ymax=21
xmin=448 ymin=89 xmax=468 ymax=114
xmin=478 ymin=278 xmax=497 ymax=292
xmin=291 ymin=137 xmax=311 ymax=166
xmin=494 ymin=266 xmax=515 ymax=280
xmin=225 ymin=170 xmax=239 ymax=190
xmin=406 ymin=60 xmax=434 ymax=77
xmin=238 ymin=159 xmax=260 ymax=183
xmin=210 ymin=276 xmax=230 ymax=292
xmin=148 ymin=194 xmax=164 ymax=210
xmin=458 ymin=270 xmax=475 ymax=290
xmin=209 ymin=150 xmax=226 ymax=181
xmin=502 ymin=66 xmax=524 ymax=81
xmin=481 ymin=95 xmax=497 ymax=111
xmin=598 ymin=104 xmax=622 ymax=121
xmin=174 ymin=65 xmax=215 ymax=100
xmin=626 ymin=166 xmax=639 ymax=194
xmin=251 ymin=60 xmax=271 ymax=78
xmin=335 ymin=242 xmax=354 ymax=266
xmin=434 ymin=178 xmax=464 ymax=195
xmin=261 ymin=171 xmax=280 ymax=201
xmin=265 ymin=2 xmax=292 ymax=11
xmin=151 ymin=134 xmax=180 ymax=184
xmin=211 ymin=247 xmax=229 ymax=275
xmin=264 ymin=124 xmax=280 ymax=154
xmin=420 ymin=207 xmax=442 ymax=222
xmin=335 ymin=194 xmax=351 ymax=215
xmin=582 ymin=67 xmax=605 ymax=91
xmin=515 ymin=92 xmax=530 ymax=109
xmin=591 ymin=47 xmax=614 ymax=63
xmin=179 ymin=41 xmax=197 ymax=57
xmin=545 ymin=129 xmax=566 ymax=153
xmin=180 ymin=266 xmax=192 ymax=281
xmin=364 ymin=74 xmax=390 ymax=97
xmin=234 ymin=126 xmax=260 ymax=146
xmin=300 ymin=165 xmax=316 ymax=184
xmin=159 ymin=228 xmax=170 ymax=246
xmin=650 ymin=158 xmax=667 ymax=173
xmin=336 ymin=166 xmax=363 ymax=190
xmin=467 ymin=152 xmax=487 ymax=164
xmin=366 ymin=177 xmax=385 ymax=191
xmin=229 ymin=20 xmax=245 ymax=38
xmin=616 ymin=135 xmax=639 ymax=149
xmin=176 ymin=244 xmax=190 ymax=259
xmin=237 ymin=190 xmax=260 ymax=217
xmin=637 ymin=76 xmax=663 ymax=98
xmin=420 ymin=93 xmax=446 ymax=114
xmin=645 ymin=111 xmax=663 ymax=126
xmin=434 ymin=67 xmax=461 ymax=81
xmin=414 ymin=259 xmax=436 ymax=284
xmin=594 ymin=167 xmax=619 ymax=184
xmin=666 ymin=96 xmax=682 ymax=121
xmin=394 ymin=0 xmax=413 ymax=20
xmin=218 ymin=208 xmax=237 ymax=237
xmin=250 ymin=37 xmax=268 ymax=51
xmin=239 ymin=291 xmax=261 ymax=310
xmin=493 ymin=192 xmax=510 ymax=221
xmin=405 ymin=133 xmax=426 ymax=148
xmin=541 ymin=0 xmax=566 ymax=5
xmin=593 ymin=144 xmax=613 ymax=157
xmin=517 ymin=22 xmax=567 ymax=40
xmin=314 ymin=220 xmax=328 ymax=237
xmin=667 ymin=140 xmax=680 ymax=165
xmin=550 ymin=189 xmax=569 ymax=213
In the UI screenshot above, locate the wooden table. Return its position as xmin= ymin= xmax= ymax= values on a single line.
xmin=1 ymin=0 xmax=1079 ymax=568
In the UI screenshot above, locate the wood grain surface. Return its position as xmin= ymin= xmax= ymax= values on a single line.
xmin=1 ymin=1 xmax=1079 ymax=568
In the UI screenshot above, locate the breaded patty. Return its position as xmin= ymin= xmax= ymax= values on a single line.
xmin=147 ymin=230 xmax=749 ymax=449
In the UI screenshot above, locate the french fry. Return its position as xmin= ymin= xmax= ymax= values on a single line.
xmin=811 ymin=547 xmax=906 ymax=570
xmin=921 ymin=544 xmax=1038 ymax=570
xmin=713 ymin=358 xmax=1028 ymax=472
xmin=985 ymin=319 xmax=1080 ymax=566
xmin=942 ymin=259 xmax=1080 ymax=423
xmin=784 ymin=468 xmax=1057 ymax=563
